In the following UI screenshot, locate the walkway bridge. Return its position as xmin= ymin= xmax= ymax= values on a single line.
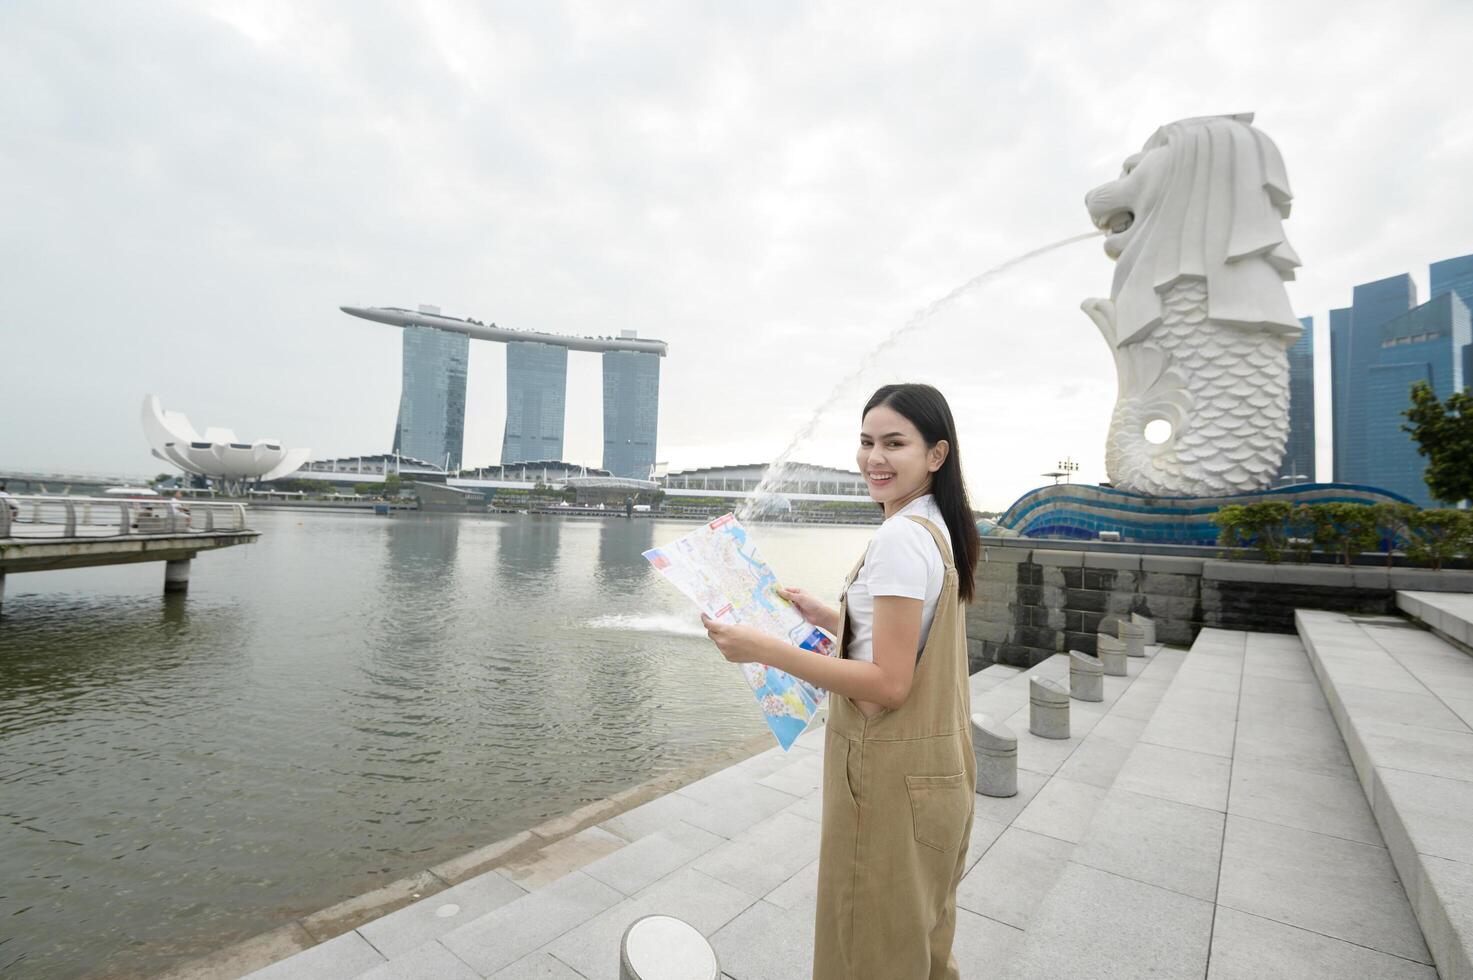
xmin=0 ymin=495 xmax=258 ymax=613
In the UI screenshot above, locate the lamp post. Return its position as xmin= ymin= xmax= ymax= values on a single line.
xmin=1041 ymin=457 xmax=1080 ymax=486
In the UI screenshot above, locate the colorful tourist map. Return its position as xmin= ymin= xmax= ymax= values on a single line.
xmin=644 ymin=513 xmax=837 ymax=750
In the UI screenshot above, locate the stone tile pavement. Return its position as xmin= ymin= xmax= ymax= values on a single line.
xmin=236 ymin=646 xmax=1181 ymax=979
xmin=1001 ymin=628 xmax=1438 ymax=980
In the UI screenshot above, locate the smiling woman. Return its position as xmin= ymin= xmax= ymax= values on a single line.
xmin=700 ymin=382 xmax=981 ymax=979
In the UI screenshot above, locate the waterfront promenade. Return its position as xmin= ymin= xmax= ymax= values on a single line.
xmin=0 ymin=495 xmax=257 ymax=608
xmin=174 ymin=591 xmax=1473 ymax=979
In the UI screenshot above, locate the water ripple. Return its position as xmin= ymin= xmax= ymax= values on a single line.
xmin=0 ymin=511 xmax=870 ymax=978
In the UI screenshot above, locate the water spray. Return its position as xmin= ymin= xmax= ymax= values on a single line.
xmin=737 ymin=230 xmax=1104 ymax=521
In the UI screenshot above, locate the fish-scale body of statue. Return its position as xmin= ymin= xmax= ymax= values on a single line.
xmin=1082 ymin=113 xmax=1302 ymax=497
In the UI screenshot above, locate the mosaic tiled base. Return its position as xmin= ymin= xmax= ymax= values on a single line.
xmin=994 ymin=482 xmax=1413 ymax=546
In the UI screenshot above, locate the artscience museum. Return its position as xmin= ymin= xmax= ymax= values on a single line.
xmin=142 ymin=394 xmax=310 ymax=490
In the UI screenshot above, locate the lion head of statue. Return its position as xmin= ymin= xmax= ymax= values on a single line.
xmin=1084 ymin=113 xmax=1302 ymax=347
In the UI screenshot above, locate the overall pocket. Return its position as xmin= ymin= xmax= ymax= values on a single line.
xmin=904 ymin=772 xmax=970 ymax=852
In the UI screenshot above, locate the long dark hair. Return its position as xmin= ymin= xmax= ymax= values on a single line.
xmin=863 ymin=383 xmax=980 ymax=602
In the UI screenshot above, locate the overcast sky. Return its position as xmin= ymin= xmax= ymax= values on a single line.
xmin=2 ymin=0 xmax=1470 ymax=509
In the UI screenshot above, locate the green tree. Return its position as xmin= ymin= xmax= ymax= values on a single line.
xmin=1405 ymin=510 xmax=1473 ymax=572
xmin=1372 ymin=502 xmax=1418 ymax=568
xmin=1307 ymin=503 xmax=1380 ymax=567
xmin=1213 ymin=502 xmax=1293 ymax=562
xmin=1402 ymin=381 xmax=1473 ymax=505
xmin=271 ymin=478 xmax=332 ymax=495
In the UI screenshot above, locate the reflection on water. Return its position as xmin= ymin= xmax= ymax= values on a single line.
xmin=0 ymin=510 xmax=871 ymax=978
xmin=596 ymin=519 xmax=657 ymax=597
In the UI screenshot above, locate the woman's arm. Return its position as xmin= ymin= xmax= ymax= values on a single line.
xmin=703 ymin=595 xmax=923 ymax=710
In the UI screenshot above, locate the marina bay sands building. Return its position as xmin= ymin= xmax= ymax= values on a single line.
xmin=342 ymin=305 xmax=667 ymax=479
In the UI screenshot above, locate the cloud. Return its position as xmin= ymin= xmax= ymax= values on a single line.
xmin=1 ymin=0 xmax=1470 ymax=508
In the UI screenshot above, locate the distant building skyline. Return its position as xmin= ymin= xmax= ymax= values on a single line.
xmin=1328 ymin=252 xmax=1472 ymax=506
xmin=344 ymin=305 xmax=666 ymax=479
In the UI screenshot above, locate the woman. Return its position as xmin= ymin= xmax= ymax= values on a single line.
xmin=702 ymin=382 xmax=980 ymax=980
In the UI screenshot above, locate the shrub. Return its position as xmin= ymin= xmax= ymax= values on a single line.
xmin=1212 ymin=502 xmax=1292 ymax=562
xmin=1372 ymin=502 xmax=1418 ymax=568
xmin=1307 ymin=503 xmax=1380 ymax=567
xmin=1216 ymin=501 xmax=1470 ymax=569
xmin=1405 ymin=510 xmax=1473 ymax=571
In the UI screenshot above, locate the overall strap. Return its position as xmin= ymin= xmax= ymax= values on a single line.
xmin=904 ymin=515 xmax=954 ymax=570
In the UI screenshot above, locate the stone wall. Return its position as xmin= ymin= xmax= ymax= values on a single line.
xmin=967 ymin=541 xmax=1473 ymax=671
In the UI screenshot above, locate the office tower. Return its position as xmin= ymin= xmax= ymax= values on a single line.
xmin=1327 ymin=254 xmax=1473 ymax=502
xmin=1365 ymin=291 xmax=1471 ymax=504
xmin=1329 ymin=307 xmax=1352 ymax=483
xmin=393 ymin=318 xmax=469 ymax=470
xmin=1339 ymin=274 xmax=1417 ymax=486
xmin=1431 ymin=254 xmax=1473 ymax=314
xmin=501 ymin=341 xmax=568 ymax=464
xmin=1431 ymin=253 xmax=1473 ymax=401
xmin=1277 ymin=316 xmax=1316 ymax=484
xmin=602 ymin=347 xmax=661 ymax=480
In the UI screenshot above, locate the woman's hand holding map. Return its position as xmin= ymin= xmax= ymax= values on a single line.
xmin=701 ymin=614 xmax=786 ymax=664
xmin=776 ymin=586 xmax=841 ymax=635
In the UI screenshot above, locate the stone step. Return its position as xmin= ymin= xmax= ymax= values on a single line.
xmin=1001 ymin=626 xmax=1437 ymax=980
xmin=955 ymin=643 xmax=1186 ymax=972
xmin=1297 ymin=606 xmax=1473 ymax=980
xmin=1398 ymin=589 xmax=1473 ymax=652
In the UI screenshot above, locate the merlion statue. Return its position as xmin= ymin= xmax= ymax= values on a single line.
xmin=1082 ymin=113 xmax=1302 ymax=496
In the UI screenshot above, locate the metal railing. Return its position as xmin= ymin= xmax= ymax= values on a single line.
xmin=0 ymin=495 xmax=250 ymax=539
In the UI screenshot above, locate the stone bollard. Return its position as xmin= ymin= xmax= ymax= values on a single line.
xmin=1069 ymin=651 xmax=1104 ymax=702
xmin=1118 ymin=619 xmax=1147 ymax=658
xmin=620 ymin=914 xmax=720 ymax=980
xmin=1131 ymin=612 xmax=1157 ymax=646
xmin=1096 ymin=634 xmax=1127 ymax=676
xmin=971 ymin=713 xmax=1018 ymax=798
xmin=1029 ymin=676 xmax=1070 ymax=740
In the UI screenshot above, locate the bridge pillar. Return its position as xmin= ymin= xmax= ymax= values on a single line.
xmin=163 ymin=558 xmax=192 ymax=595
xmin=0 ymin=572 xmax=6 ymax=615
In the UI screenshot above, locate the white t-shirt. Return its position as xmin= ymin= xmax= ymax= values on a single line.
xmin=842 ymin=495 xmax=953 ymax=664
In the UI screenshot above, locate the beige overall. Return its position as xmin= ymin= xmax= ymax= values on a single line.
xmin=813 ymin=516 xmax=976 ymax=980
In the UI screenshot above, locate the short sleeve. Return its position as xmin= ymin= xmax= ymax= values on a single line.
xmin=864 ymin=519 xmax=939 ymax=599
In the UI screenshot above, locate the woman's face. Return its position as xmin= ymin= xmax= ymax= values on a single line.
xmin=857 ymin=404 xmax=945 ymax=506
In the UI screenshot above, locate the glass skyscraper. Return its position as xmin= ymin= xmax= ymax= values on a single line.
xmin=393 ymin=324 xmax=469 ymax=470
xmin=602 ymin=350 xmax=661 ymax=479
xmin=501 ymin=341 xmax=568 ymax=464
xmin=1329 ymin=307 xmax=1351 ymax=483
xmin=1276 ymin=316 xmax=1316 ymax=484
xmin=1432 ymin=254 xmax=1473 ymax=314
xmin=1367 ymin=293 xmax=1469 ymax=504
xmin=1329 ymin=252 xmax=1473 ymax=505
xmin=1340 ymin=274 xmax=1417 ymax=487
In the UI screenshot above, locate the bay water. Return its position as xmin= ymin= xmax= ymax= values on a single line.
xmin=0 ymin=509 xmax=873 ymax=978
